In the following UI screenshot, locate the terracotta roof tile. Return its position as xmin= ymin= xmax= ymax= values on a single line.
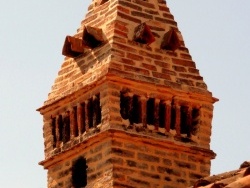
xmin=192 ymin=161 xmax=250 ymax=188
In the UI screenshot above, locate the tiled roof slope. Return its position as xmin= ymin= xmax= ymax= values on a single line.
xmin=44 ymin=0 xmax=214 ymax=106
xmin=192 ymin=161 xmax=250 ymax=188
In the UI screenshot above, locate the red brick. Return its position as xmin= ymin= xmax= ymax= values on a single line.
xmin=196 ymin=82 xmax=207 ymax=89
xmin=114 ymin=21 xmax=129 ymax=32
xmin=81 ymin=14 xmax=98 ymax=25
xmin=113 ymin=28 xmax=129 ymax=39
xmin=92 ymin=18 xmax=106 ymax=27
xmin=61 ymin=60 xmax=71 ymax=68
xmin=162 ymin=13 xmax=174 ymax=19
xmin=88 ymin=4 xmax=93 ymax=11
xmin=112 ymin=148 xmax=135 ymax=158
xmin=127 ymin=176 xmax=150 ymax=187
xmin=93 ymin=1 xmax=110 ymax=13
xmin=117 ymin=12 xmax=141 ymax=24
xmin=138 ymin=153 xmax=160 ymax=162
xmin=152 ymin=72 xmax=171 ymax=80
xmin=173 ymin=66 xmax=187 ymax=72
xmin=108 ymin=68 xmax=135 ymax=78
xmin=172 ymin=58 xmax=196 ymax=68
xmin=131 ymin=11 xmax=153 ymax=19
xmin=133 ymin=0 xmax=155 ymax=8
xmin=188 ymin=68 xmax=199 ymax=74
xmin=176 ymin=78 xmax=194 ymax=86
xmin=154 ymin=60 xmax=170 ymax=69
xmin=111 ymin=49 xmax=125 ymax=57
xmin=113 ymin=42 xmax=137 ymax=53
xmin=117 ymin=5 xmax=130 ymax=14
xmin=145 ymin=9 xmax=160 ymax=15
xmin=64 ymin=70 xmax=77 ymax=79
xmin=137 ymin=75 xmax=160 ymax=84
xmin=158 ymin=0 xmax=166 ymax=4
xmin=155 ymin=17 xmax=177 ymax=26
xmin=58 ymin=65 xmax=74 ymax=75
xmin=179 ymin=73 xmax=203 ymax=80
xmin=121 ymin=58 xmax=135 ymax=65
xmin=179 ymin=46 xmax=189 ymax=53
xmin=110 ymin=62 xmax=123 ymax=70
xmin=124 ymin=65 xmax=150 ymax=76
xmin=157 ymin=166 xmax=181 ymax=176
xmin=180 ymin=53 xmax=192 ymax=60
xmin=162 ymin=68 xmax=177 ymax=76
xmin=119 ymin=1 xmax=142 ymax=11
xmin=105 ymin=6 xmax=117 ymax=17
xmin=139 ymin=50 xmax=163 ymax=60
xmin=141 ymin=63 xmax=157 ymax=71
xmin=124 ymin=142 xmax=148 ymax=152
xmin=148 ymin=25 xmax=165 ymax=32
xmin=127 ymin=53 xmax=144 ymax=61
xmin=55 ymin=76 xmax=64 ymax=83
xmin=113 ymin=36 xmax=127 ymax=44
xmin=159 ymin=5 xmax=170 ymax=12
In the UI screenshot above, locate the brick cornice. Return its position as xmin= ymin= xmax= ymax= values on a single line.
xmin=37 ymin=74 xmax=218 ymax=115
xmin=39 ymin=128 xmax=216 ymax=169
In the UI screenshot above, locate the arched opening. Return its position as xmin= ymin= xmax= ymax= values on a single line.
xmin=72 ymin=157 xmax=88 ymax=188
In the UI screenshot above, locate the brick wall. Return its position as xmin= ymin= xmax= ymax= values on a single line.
xmin=42 ymin=130 xmax=213 ymax=188
xmin=111 ymin=130 xmax=212 ymax=188
xmin=45 ymin=133 xmax=113 ymax=188
xmin=40 ymin=79 xmax=214 ymax=159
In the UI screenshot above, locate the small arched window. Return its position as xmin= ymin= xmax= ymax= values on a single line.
xmin=72 ymin=157 xmax=88 ymax=188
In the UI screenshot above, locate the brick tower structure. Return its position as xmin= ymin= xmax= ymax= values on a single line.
xmin=37 ymin=0 xmax=218 ymax=187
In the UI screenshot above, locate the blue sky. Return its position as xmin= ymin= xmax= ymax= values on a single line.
xmin=0 ymin=0 xmax=249 ymax=187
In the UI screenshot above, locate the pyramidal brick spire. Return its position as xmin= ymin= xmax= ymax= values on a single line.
xmin=38 ymin=1 xmax=218 ymax=188
xmin=45 ymin=0 xmax=212 ymax=104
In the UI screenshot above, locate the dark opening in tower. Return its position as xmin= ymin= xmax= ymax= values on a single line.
xmin=72 ymin=157 xmax=88 ymax=188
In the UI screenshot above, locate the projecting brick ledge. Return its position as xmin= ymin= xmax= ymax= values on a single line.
xmin=39 ymin=128 xmax=216 ymax=168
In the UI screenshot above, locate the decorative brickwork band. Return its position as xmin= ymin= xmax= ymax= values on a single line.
xmin=62 ymin=26 xmax=106 ymax=58
xmin=120 ymin=91 xmax=201 ymax=138
xmin=50 ymin=94 xmax=101 ymax=149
